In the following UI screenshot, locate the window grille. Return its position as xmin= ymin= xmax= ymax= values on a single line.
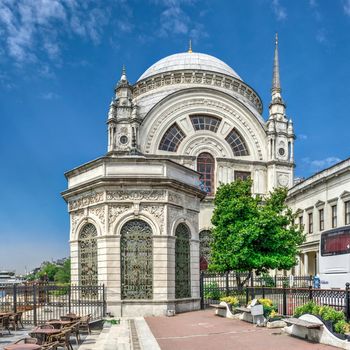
xmin=345 ymin=201 xmax=350 ymax=225
xmin=79 ymin=223 xmax=98 ymax=287
xmin=175 ymin=223 xmax=191 ymax=298
xmin=308 ymin=213 xmax=313 ymax=234
xmin=199 ymin=230 xmax=212 ymax=271
xmin=190 ymin=115 xmax=221 ymax=132
xmin=225 ymin=129 xmax=249 ymax=156
xmin=197 ymin=153 xmax=215 ymax=195
xmin=332 ymin=205 xmax=337 ymax=228
xmin=159 ymin=123 xmax=185 ymax=152
xmin=319 ymin=209 xmax=324 ymax=231
xmin=121 ymin=219 xmax=153 ymax=299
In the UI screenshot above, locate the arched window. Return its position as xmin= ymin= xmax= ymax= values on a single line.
xmin=197 ymin=152 xmax=215 ymax=195
xmin=225 ymin=128 xmax=249 ymax=156
xmin=199 ymin=230 xmax=212 ymax=271
xmin=121 ymin=219 xmax=153 ymax=299
xmin=175 ymin=223 xmax=191 ymax=298
xmin=159 ymin=123 xmax=185 ymax=152
xmin=79 ymin=223 xmax=98 ymax=286
xmin=190 ymin=115 xmax=221 ymax=132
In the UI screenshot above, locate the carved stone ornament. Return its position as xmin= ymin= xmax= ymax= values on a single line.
xmin=89 ymin=205 xmax=105 ymax=225
xmin=168 ymin=191 xmax=182 ymax=205
xmin=145 ymin=98 xmax=263 ymax=160
xmin=71 ymin=209 xmax=85 ymax=235
xmin=106 ymin=190 xmax=166 ymax=201
xmin=277 ymin=173 xmax=289 ymax=187
xmin=167 ymin=205 xmax=183 ymax=232
xmin=69 ymin=192 xmax=104 ymax=211
xmin=108 ymin=205 xmax=131 ymax=229
xmin=141 ymin=204 xmax=165 ymax=232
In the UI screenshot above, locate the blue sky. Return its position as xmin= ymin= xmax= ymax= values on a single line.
xmin=1 ymin=0 xmax=350 ymax=273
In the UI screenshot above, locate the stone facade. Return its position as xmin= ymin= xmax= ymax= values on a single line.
xmin=287 ymin=158 xmax=350 ymax=276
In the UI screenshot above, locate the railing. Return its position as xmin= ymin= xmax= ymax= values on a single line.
xmin=0 ymin=283 xmax=106 ymax=325
xmin=200 ymin=272 xmax=350 ymax=319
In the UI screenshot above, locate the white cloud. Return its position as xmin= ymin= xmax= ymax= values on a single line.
xmin=302 ymin=156 xmax=342 ymax=171
xmin=298 ymin=134 xmax=308 ymax=140
xmin=344 ymin=0 xmax=350 ymax=16
xmin=271 ymin=0 xmax=287 ymax=21
xmin=316 ymin=29 xmax=328 ymax=44
xmin=39 ymin=92 xmax=60 ymax=100
xmin=0 ymin=0 xmax=110 ymax=65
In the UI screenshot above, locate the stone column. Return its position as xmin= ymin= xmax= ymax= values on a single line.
xmin=304 ymin=253 xmax=309 ymax=276
xmin=316 ymin=251 xmax=319 ymax=275
xmin=70 ymin=241 xmax=79 ymax=285
xmin=190 ymin=239 xmax=200 ymax=298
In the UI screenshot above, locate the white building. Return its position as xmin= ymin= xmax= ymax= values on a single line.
xmin=62 ymin=36 xmax=296 ymax=316
xmin=287 ymin=158 xmax=350 ymax=276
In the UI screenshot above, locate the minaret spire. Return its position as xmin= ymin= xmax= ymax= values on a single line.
xmin=120 ymin=64 xmax=127 ymax=83
xmin=188 ymin=39 xmax=192 ymax=53
xmin=271 ymin=33 xmax=281 ymax=101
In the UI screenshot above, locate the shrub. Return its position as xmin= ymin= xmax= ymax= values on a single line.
xmin=258 ymin=298 xmax=277 ymax=318
xmin=294 ymin=301 xmax=317 ymax=318
xmin=220 ymin=296 xmax=239 ymax=306
xmin=204 ymin=282 xmax=223 ymax=300
xmin=334 ymin=320 xmax=350 ymax=334
xmin=318 ymin=306 xmax=345 ymax=323
xmin=261 ymin=274 xmax=275 ymax=287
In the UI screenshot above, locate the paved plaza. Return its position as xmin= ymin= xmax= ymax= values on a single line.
xmin=146 ymin=309 xmax=336 ymax=350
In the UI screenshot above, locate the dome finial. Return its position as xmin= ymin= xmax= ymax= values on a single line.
xmin=120 ymin=64 xmax=127 ymax=82
xmin=272 ymin=32 xmax=281 ymax=95
xmin=188 ymin=39 xmax=192 ymax=53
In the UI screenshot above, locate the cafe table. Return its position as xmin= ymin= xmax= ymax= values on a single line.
xmin=29 ymin=328 xmax=61 ymax=344
xmin=46 ymin=320 xmax=72 ymax=328
xmin=4 ymin=344 xmax=41 ymax=350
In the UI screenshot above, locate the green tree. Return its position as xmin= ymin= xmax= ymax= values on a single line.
xmin=54 ymin=259 xmax=71 ymax=284
xmin=209 ymin=179 xmax=305 ymax=287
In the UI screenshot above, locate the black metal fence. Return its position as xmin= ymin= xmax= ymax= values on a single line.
xmin=200 ymin=272 xmax=350 ymax=319
xmin=0 ymin=284 xmax=106 ymax=325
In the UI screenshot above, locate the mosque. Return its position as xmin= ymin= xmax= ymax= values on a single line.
xmin=62 ymin=35 xmax=297 ymax=316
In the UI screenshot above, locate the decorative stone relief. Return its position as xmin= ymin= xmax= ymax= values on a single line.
xmin=71 ymin=209 xmax=85 ymax=236
xmin=133 ymin=70 xmax=263 ymax=113
xmin=167 ymin=205 xmax=184 ymax=233
xmin=69 ymin=192 xmax=104 ymax=211
xmin=145 ymin=98 xmax=263 ymax=160
xmin=185 ymin=209 xmax=199 ymax=230
xmin=89 ymin=205 xmax=105 ymax=225
xmin=106 ymin=190 xmax=166 ymax=201
xmin=183 ymin=136 xmax=227 ymax=157
xmin=108 ymin=205 xmax=131 ymax=230
xmin=140 ymin=204 xmax=165 ymax=233
xmin=277 ymin=172 xmax=289 ymax=187
xmin=168 ymin=191 xmax=182 ymax=205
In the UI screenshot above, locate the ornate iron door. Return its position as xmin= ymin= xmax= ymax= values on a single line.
xmin=121 ymin=219 xmax=153 ymax=299
xmin=175 ymin=223 xmax=191 ymax=298
xmin=79 ymin=223 xmax=98 ymax=287
xmin=199 ymin=230 xmax=212 ymax=270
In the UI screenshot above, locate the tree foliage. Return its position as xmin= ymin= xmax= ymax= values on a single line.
xmin=27 ymin=259 xmax=71 ymax=284
xmin=209 ymin=179 xmax=305 ymax=282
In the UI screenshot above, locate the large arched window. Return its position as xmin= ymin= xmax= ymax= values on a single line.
xmin=190 ymin=115 xmax=221 ymax=132
xmin=175 ymin=223 xmax=191 ymax=298
xmin=199 ymin=230 xmax=212 ymax=271
xmin=159 ymin=123 xmax=185 ymax=152
xmin=197 ymin=152 xmax=215 ymax=195
xmin=225 ymin=128 xmax=249 ymax=156
xmin=121 ymin=219 xmax=153 ymax=299
xmin=79 ymin=223 xmax=98 ymax=286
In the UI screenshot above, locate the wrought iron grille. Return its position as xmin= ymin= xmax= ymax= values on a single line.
xmin=175 ymin=223 xmax=191 ymax=298
xmin=121 ymin=219 xmax=153 ymax=299
xmin=79 ymin=223 xmax=98 ymax=290
xmin=199 ymin=229 xmax=212 ymax=270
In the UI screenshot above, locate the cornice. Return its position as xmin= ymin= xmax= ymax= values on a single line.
xmin=133 ymin=69 xmax=263 ymax=114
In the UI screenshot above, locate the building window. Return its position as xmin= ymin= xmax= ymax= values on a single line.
xmin=308 ymin=213 xmax=313 ymax=234
xmin=197 ymin=153 xmax=215 ymax=195
xmin=299 ymin=216 xmax=304 ymax=231
xmin=79 ymin=223 xmax=98 ymax=288
xmin=159 ymin=123 xmax=185 ymax=152
xmin=332 ymin=205 xmax=337 ymax=228
xmin=234 ymin=171 xmax=251 ymax=181
xmin=225 ymin=128 xmax=249 ymax=156
xmin=345 ymin=201 xmax=350 ymax=225
xmin=199 ymin=230 xmax=212 ymax=271
xmin=190 ymin=115 xmax=221 ymax=132
xmin=319 ymin=209 xmax=324 ymax=231
xmin=175 ymin=223 xmax=191 ymax=299
xmin=120 ymin=219 xmax=153 ymax=299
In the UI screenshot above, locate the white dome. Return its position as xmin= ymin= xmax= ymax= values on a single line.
xmin=138 ymin=52 xmax=242 ymax=81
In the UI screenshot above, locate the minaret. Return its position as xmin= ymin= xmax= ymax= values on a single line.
xmin=266 ymin=33 xmax=295 ymax=189
xmin=107 ymin=66 xmax=141 ymax=154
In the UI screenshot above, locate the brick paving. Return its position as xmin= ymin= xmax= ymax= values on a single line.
xmin=146 ymin=309 xmax=336 ymax=350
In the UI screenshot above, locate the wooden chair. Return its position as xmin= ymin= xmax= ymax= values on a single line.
xmin=41 ymin=341 xmax=59 ymax=350
xmin=70 ymin=321 xmax=81 ymax=344
xmin=59 ymin=316 xmax=71 ymax=322
xmin=38 ymin=324 xmax=54 ymax=329
xmin=79 ymin=314 xmax=91 ymax=334
xmin=48 ymin=329 xmax=73 ymax=350
xmin=9 ymin=312 xmax=23 ymax=331
xmin=14 ymin=337 xmax=38 ymax=344
xmin=0 ymin=315 xmax=11 ymax=335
